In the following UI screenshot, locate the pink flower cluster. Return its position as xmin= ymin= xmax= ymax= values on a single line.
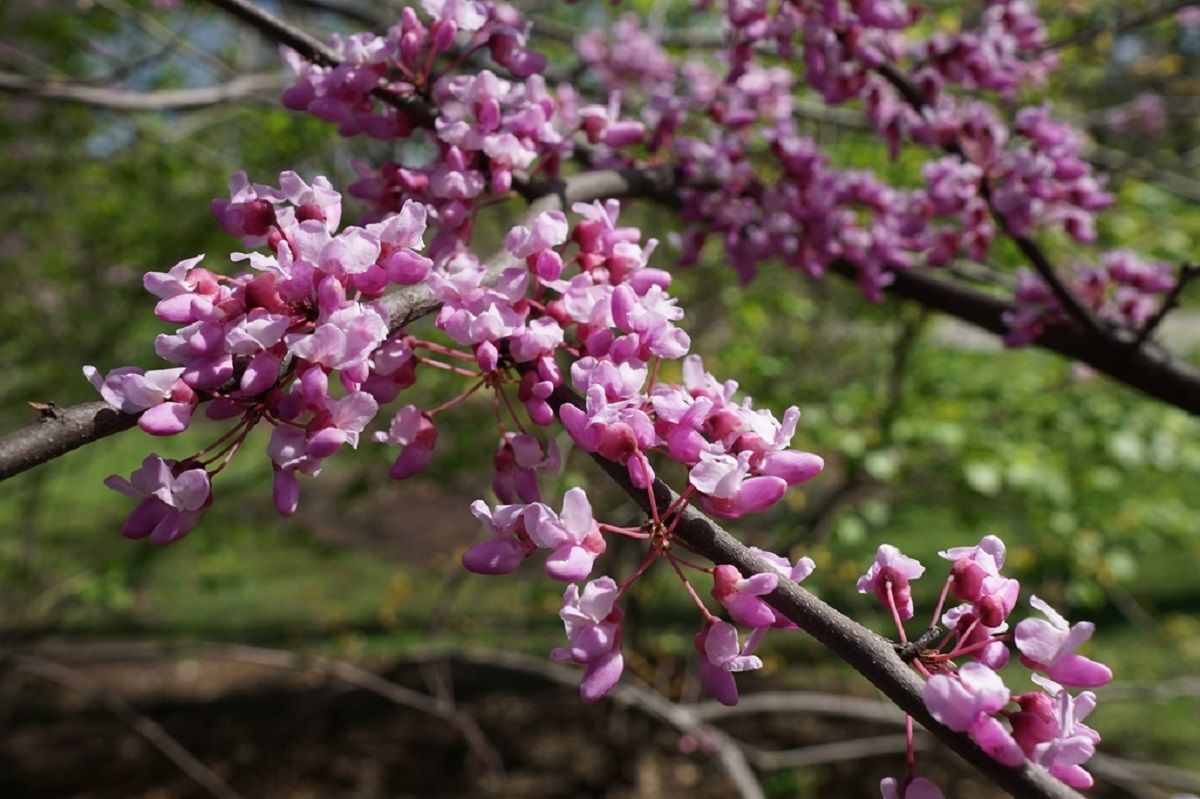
xmin=92 ymin=175 xmax=826 ymax=708
xmin=281 ymin=0 xmax=545 ymax=138
xmin=1004 ymin=251 xmax=1177 ymax=345
xmin=427 ymin=200 xmax=823 ymax=702
xmin=281 ymin=1 xmax=653 ymax=265
xmin=89 ymin=170 xmax=435 ymax=538
xmin=577 ymin=3 xmax=1169 ymax=342
xmin=85 ymin=5 xmax=1140 ymax=786
xmin=857 ymin=536 xmax=1111 ymax=795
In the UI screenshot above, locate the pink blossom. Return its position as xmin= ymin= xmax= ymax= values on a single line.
xmin=711 ymin=564 xmax=778 ymax=628
xmin=856 ymin=544 xmax=926 ymax=620
xmin=491 ymin=433 xmax=559 ymax=504
xmin=924 ymin=662 xmax=1024 ymax=767
xmin=695 ymin=619 xmax=764 ymax=706
xmin=104 ymin=455 xmax=211 ymax=545
xmin=462 ymin=500 xmax=531 ymax=576
xmin=525 ymin=487 xmax=606 ymax=582
xmin=1015 ymin=596 xmax=1112 ymax=687
xmin=690 ymin=450 xmax=788 ymax=518
xmin=373 ymin=405 xmax=438 ymax=480
xmin=551 ymin=577 xmax=624 ymax=702
xmin=84 ymin=365 xmax=197 ymax=436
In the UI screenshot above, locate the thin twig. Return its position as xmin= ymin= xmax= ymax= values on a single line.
xmin=742 ymin=733 xmax=928 ymax=770
xmin=409 ymin=648 xmax=765 ymax=799
xmin=0 ymin=71 xmax=284 ymax=110
xmin=5 ymin=653 xmax=246 ymax=799
xmin=1042 ymin=0 xmax=1200 ymax=52
xmin=203 ymin=643 xmax=503 ymax=772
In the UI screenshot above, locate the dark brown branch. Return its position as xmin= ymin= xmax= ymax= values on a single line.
xmin=0 ymin=401 xmax=138 ymax=481
xmin=277 ymin=0 xmax=384 ymax=29
xmin=835 ymin=260 xmax=1200 ymax=415
xmin=0 ymin=70 xmax=283 ymax=110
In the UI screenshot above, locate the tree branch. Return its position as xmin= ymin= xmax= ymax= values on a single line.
xmin=0 ymin=401 xmax=138 ymax=481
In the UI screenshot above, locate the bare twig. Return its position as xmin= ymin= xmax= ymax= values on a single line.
xmin=410 ymin=648 xmax=765 ymax=799
xmin=7 ymin=640 xmax=502 ymax=772
xmin=6 ymin=653 xmax=246 ymax=799
xmin=200 ymin=643 xmax=503 ymax=772
xmin=0 ymin=71 xmax=284 ymax=110
xmin=1042 ymin=0 xmax=1200 ymax=52
xmin=96 ymin=0 xmax=236 ymax=79
xmin=1092 ymin=753 xmax=1200 ymax=795
xmin=742 ymin=733 xmax=928 ymax=770
xmin=692 ymin=690 xmax=907 ymax=725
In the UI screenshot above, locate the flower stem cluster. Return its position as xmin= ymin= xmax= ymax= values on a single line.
xmin=856 ymin=536 xmax=1112 ymax=796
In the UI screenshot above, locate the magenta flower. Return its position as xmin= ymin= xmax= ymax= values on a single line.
xmin=711 ymin=564 xmax=778 ymax=628
xmin=373 ymin=405 xmax=438 ymax=480
xmin=1011 ymin=675 xmax=1101 ymax=789
xmin=506 ymin=210 xmax=568 ymax=259
xmin=143 ymin=254 xmax=222 ymax=323
xmin=690 ymin=450 xmax=787 ymax=519
xmin=491 ymin=433 xmax=559 ymax=504
xmin=748 ymin=546 xmax=816 ymax=629
xmin=880 ymin=776 xmax=945 ymax=799
xmin=84 ymin=365 xmax=197 ymax=436
xmin=287 ymin=302 xmax=389 ymax=381
xmin=462 ymin=500 xmax=532 ymax=576
xmin=305 ymin=391 xmax=379 ymax=458
xmin=525 ymin=487 xmax=606 ymax=582
xmin=695 ymin=619 xmax=764 ymax=706
xmin=104 ymin=455 xmax=211 ymax=545
xmin=559 ymin=385 xmax=655 ymax=484
xmin=939 ymin=534 xmax=1019 ymax=627
xmin=942 ymin=538 xmax=1000 ymax=597
xmin=856 ymin=544 xmax=926 ymax=620
xmin=1015 ymin=596 xmax=1112 ymax=687
xmin=551 ymin=577 xmax=624 ymax=702
xmin=942 ymin=604 xmax=1010 ymax=670
xmin=924 ymin=662 xmax=1024 ymax=767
